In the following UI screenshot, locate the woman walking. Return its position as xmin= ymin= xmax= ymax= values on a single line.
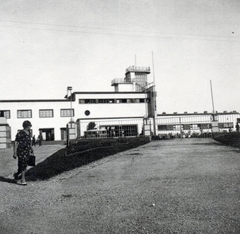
xmin=13 ymin=120 xmax=34 ymax=185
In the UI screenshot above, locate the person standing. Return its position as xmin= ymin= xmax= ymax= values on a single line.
xmin=37 ymin=132 xmax=43 ymax=146
xmin=236 ymin=123 xmax=239 ymax=132
xmin=32 ymin=135 xmax=36 ymax=146
xmin=13 ymin=120 xmax=34 ymax=185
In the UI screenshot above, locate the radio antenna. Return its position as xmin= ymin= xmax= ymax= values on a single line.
xmin=210 ymin=80 xmax=216 ymax=120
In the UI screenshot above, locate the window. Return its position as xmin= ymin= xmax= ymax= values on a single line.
xmin=17 ymin=110 xmax=32 ymax=118
xmin=127 ymin=99 xmax=138 ymax=103
xmin=158 ymin=125 xmax=175 ymax=131
xmin=85 ymin=110 xmax=90 ymax=116
xmin=60 ymin=109 xmax=74 ymax=117
xmin=134 ymin=99 xmax=140 ymax=103
xmin=79 ymin=99 xmax=96 ymax=104
xmin=98 ymin=99 xmax=108 ymax=103
xmin=99 ymin=124 xmax=138 ymax=137
xmin=197 ymin=124 xmax=211 ymax=129
xmin=98 ymin=99 xmax=114 ymax=103
xmin=39 ymin=109 xmax=54 ymax=118
xmin=218 ymin=122 xmax=233 ymax=128
xmin=0 ymin=110 xmax=10 ymax=119
xmin=79 ymin=98 xmax=143 ymax=104
xmin=84 ymin=99 xmax=96 ymax=104
xmin=183 ymin=124 xmax=191 ymax=130
xmin=158 ymin=125 xmax=167 ymax=131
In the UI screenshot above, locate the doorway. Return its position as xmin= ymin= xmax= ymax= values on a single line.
xmin=60 ymin=128 xmax=67 ymax=141
xmin=39 ymin=128 xmax=54 ymax=141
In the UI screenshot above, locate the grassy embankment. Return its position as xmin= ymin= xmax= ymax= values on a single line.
xmin=213 ymin=132 xmax=240 ymax=148
xmin=26 ymin=137 xmax=150 ymax=181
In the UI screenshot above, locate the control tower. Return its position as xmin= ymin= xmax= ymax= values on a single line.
xmin=111 ymin=66 xmax=151 ymax=92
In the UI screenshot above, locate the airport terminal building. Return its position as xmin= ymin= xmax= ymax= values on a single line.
xmin=1 ymin=65 xmax=240 ymax=144
xmin=0 ymin=66 xmax=155 ymax=141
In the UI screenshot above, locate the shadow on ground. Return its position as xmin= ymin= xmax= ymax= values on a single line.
xmin=0 ymin=176 xmax=17 ymax=184
xmin=26 ymin=137 xmax=150 ymax=181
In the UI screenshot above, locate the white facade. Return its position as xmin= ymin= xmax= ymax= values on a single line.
xmin=0 ymin=100 xmax=71 ymax=141
xmin=75 ymin=92 xmax=147 ymax=118
xmin=0 ymin=92 xmax=148 ymax=141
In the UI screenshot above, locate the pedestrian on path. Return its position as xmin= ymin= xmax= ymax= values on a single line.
xmin=13 ymin=120 xmax=34 ymax=185
xmin=236 ymin=123 xmax=239 ymax=132
xmin=37 ymin=133 xmax=43 ymax=146
xmin=32 ymin=135 xmax=36 ymax=146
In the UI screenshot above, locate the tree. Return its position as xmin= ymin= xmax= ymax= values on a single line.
xmin=87 ymin=122 xmax=96 ymax=130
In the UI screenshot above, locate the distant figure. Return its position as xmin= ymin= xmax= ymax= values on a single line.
xmin=229 ymin=127 xmax=232 ymax=133
xmin=236 ymin=123 xmax=239 ymax=132
xmin=32 ymin=135 xmax=36 ymax=146
xmin=37 ymin=133 xmax=43 ymax=146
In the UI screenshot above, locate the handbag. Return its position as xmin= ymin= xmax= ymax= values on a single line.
xmin=28 ymin=155 xmax=36 ymax=166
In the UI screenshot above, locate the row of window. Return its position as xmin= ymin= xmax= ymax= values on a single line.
xmin=158 ymin=122 xmax=234 ymax=131
xmin=79 ymin=98 xmax=147 ymax=104
xmin=0 ymin=109 xmax=74 ymax=119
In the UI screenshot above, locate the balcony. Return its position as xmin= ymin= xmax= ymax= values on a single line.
xmin=111 ymin=78 xmax=132 ymax=86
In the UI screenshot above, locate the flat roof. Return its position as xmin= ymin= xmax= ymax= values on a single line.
xmin=0 ymin=99 xmax=69 ymax=103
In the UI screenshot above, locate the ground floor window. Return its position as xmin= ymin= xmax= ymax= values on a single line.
xmin=99 ymin=124 xmax=138 ymax=137
xmin=218 ymin=122 xmax=233 ymax=128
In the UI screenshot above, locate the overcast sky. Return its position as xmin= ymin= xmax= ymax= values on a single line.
xmin=0 ymin=0 xmax=239 ymax=114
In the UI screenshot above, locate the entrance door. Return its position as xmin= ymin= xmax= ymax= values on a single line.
xmin=39 ymin=128 xmax=54 ymax=141
xmin=60 ymin=128 xmax=67 ymax=141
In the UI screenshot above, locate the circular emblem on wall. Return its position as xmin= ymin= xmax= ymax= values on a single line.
xmin=85 ymin=110 xmax=90 ymax=116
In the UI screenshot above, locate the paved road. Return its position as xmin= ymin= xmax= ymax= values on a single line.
xmin=0 ymin=138 xmax=239 ymax=233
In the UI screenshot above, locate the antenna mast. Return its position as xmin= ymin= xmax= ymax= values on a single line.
xmin=210 ymin=80 xmax=215 ymax=120
xmin=152 ymin=51 xmax=156 ymax=136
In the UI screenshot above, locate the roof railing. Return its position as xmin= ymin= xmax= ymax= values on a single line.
xmin=111 ymin=78 xmax=132 ymax=85
xmin=125 ymin=66 xmax=150 ymax=73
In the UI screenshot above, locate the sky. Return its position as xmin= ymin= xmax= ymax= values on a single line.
xmin=0 ymin=0 xmax=239 ymax=114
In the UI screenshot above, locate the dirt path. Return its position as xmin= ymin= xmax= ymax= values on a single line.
xmin=0 ymin=139 xmax=239 ymax=233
